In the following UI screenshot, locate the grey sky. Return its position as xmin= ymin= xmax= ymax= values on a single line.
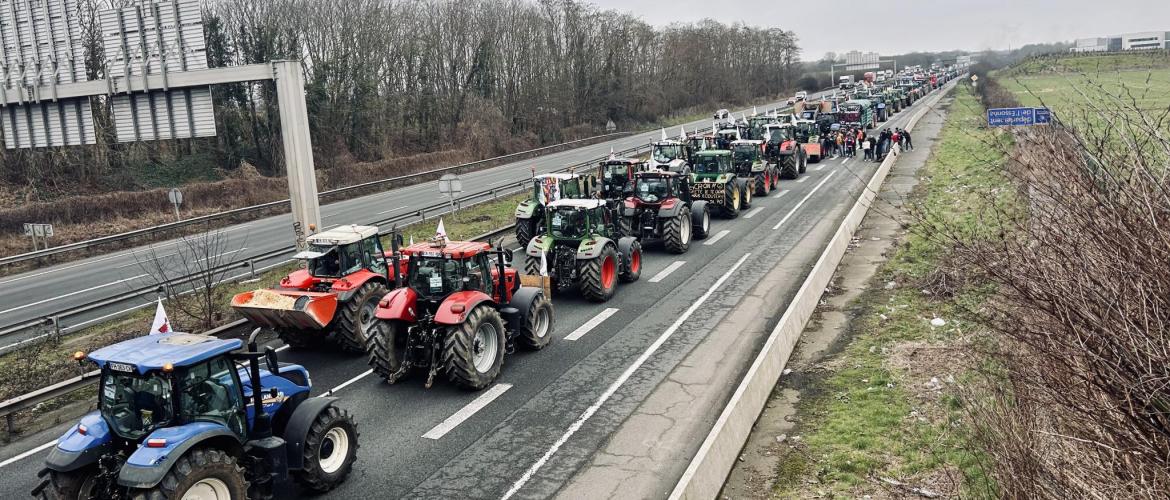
xmin=587 ymin=0 xmax=1170 ymax=59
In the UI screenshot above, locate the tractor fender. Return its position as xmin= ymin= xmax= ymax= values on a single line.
xmin=621 ymin=199 xmax=637 ymax=218
xmin=576 ymin=237 xmax=614 ymax=260
xmin=330 ymin=270 xmax=387 ymax=299
xmin=283 ymin=397 xmax=338 ymax=471
xmin=118 ymin=422 xmax=242 ymax=489
xmin=617 ymin=236 xmax=639 ymax=262
xmin=374 ymin=287 xmax=418 ymax=322
xmin=506 ymin=286 xmax=547 ymax=328
xmin=655 ymin=199 xmax=684 ymax=219
xmin=44 ymin=412 xmax=113 ymax=473
xmin=435 ymin=291 xmax=496 ymax=325
xmin=515 ymin=199 xmax=540 ymax=219
xmin=526 ymin=236 xmax=551 ymax=258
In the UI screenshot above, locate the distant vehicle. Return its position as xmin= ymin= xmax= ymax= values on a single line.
xmin=795 ymin=91 xmax=807 ymax=101
xmin=713 ymin=109 xmax=731 ymax=120
xmin=838 ymin=75 xmax=855 ymax=89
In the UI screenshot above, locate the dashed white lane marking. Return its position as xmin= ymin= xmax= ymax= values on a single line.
xmin=423 ymin=383 xmax=513 ymax=440
xmin=566 ymin=308 xmax=620 ymax=341
xmin=649 ymin=261 xmax=686 ymax=283
xmin=815 ymin=164 xmax=827 ymax=171
xmin=501 ymin=253 xmax=752 ymax=499
xmin=773 ymin=170 xmax=838 ymax=230
xmin=842 ymin=158 xmax=851 ymax=165
xmin=703 ymin=230 xmax=730 ymax=246
xmin=775 ymin=190 xmax=789 ymax=198
xmin=795 ymin=176 xmax=809 ymax=183
xmin=0 ymin=274 xmax=148 ymax=317
xmin=0 ymin=441 xmax=57 ymax=468
xmin=743 ymin=207 xmax=765 ymax=219
xmin=377 ymin=205 xmax=410 ymax=215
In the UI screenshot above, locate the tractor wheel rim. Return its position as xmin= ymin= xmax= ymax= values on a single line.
xmin=601 ymin=255 xmax=616 ymax=290
xmin=319 ymin=427 xmax=350 ymax=474
xmin=533 ymin=307 xmax=551 ymax=339
xmin=181 ymin=478 xmax=230 ymax=500
xmin=733 ymin=190 xmax=740 ymax=210
xmin=360 ymin=297 xmax=378 ymax=332
xmin=631 ymin=249 xmax=641 ymax=273
xmin=702 ymin=211 xmax=710 ymax=233
xmin=473 ymin=320 xmax=500 ymax=373
xmin=680 ymin=215 xmax=691 ymax=244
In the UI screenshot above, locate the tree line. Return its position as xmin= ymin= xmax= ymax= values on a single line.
xmin=0 ymin=0 xmax=801 ymax=198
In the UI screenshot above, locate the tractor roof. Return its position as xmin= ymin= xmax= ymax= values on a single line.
xmin=535 ymin=173 xmax=579 ymax=181
xmin=87 ymin=333 xmax=243 ymax=375
xmin=401 ymin=240 xmax=490 ymax=259
xmin=636 ymin=170 xmax=681 ymax=178
xmin=731 ymin=139 xmax=763 ymax=145
xmin=308 ymin=225 xmax=378 ymax=246
xmin=548 ymin=199 xmax=607 ymax=210
xmin=602 ymin=157 xmax=641 ymax=165
xmin=765 ymin=123 xmax=794 ymax=129
xmin=694 ymin=149 xmax=731 ymax=157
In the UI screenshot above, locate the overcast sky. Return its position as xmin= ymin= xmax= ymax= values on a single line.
xmin=587 ymin=0 xmax=1170 ymax=59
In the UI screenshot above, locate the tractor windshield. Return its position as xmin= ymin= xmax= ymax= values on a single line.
xmin=732 ymin=144 xmax=760 ymax=163
xmin=100 ymin=370 xmax=174 ymax=440
xmin=602 ymin=163 xmax=630 ymax=181
xmin=694 ymin=155 xmax=724 ymax=174
xmin=766 ymin=127 xmax=792 ymax=143
xmin=652 ymin=144 xmax=684 ymax=163
xmin=409 ymin=256 xmax=463 ymax=298
xmin=304 ymin=243 xmax=362 ymax=278
xmin=635 ymin=177 xmax=670 ymax=203
xmin=549 ymin=207 xmax=588 ymax=239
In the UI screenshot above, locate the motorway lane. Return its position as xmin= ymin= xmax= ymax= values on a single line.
xmin=0 ymin=88 xmax=941 ymax=498
xmin=0 ymin=91 xmax=843 ymax=349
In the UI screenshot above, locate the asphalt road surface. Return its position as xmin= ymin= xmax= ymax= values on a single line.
xmin=0 ymin=91 xmax=842 ymax=351
xmin=0 ymin=85 xmax=950 ymax=498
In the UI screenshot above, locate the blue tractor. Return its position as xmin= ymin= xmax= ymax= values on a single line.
xmin=32 ymin=330 xmax=359 ymax=500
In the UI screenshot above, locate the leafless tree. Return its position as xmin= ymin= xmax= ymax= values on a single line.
xmin=133 ymin=224 xmax=247 ymax=331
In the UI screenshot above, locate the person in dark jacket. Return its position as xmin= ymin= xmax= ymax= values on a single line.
xmin=902 ymin=129 xmax=913 ymax=151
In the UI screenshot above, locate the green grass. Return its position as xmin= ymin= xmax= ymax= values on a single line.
xmin=772 ymin=85 xmax=1003 ymax=498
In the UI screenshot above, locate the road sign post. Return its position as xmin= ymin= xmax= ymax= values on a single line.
xmin=168 ymin=188 xmax=184 ymax=220
xmin=438 ymin=174 xmax=463 ymax=215
xmin=23 ymin=223 xmax=53 ymax=250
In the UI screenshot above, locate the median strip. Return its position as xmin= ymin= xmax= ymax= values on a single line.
xmin=565 ymin=308 xmax=620 ymax=341
xmin=423 ymin=383 xmax=513 ymax=440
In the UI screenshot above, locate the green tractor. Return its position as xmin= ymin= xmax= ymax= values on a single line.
xmin=690 ymin=149 xmax=748 ymax=218
xmin=523 ymin=199 xmax=642 ymax=302
xmin=731 ymin=139 xmax=778 ymax=196
xmin=746 ymin=115 xmax=776 ymax=141
xmin=514 ymin=173 xmax=598 ymax=247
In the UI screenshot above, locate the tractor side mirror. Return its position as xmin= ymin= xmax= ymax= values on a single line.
xmin=503 ymin=248 xmax=514 ymax=264
xmin=247 ymin=327 xmax=262 ymax=350
xmin=265 ymin=346 xmax=279 ymax=374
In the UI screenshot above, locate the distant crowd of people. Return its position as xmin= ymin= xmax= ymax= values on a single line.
xmin=819 ymin=125 xmax=913 ymax=162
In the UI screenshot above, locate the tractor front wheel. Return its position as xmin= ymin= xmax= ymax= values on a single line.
xmin=366 ymin=320 xmax=408 ymax=384
xmin=37 ymin=467 xmax=100 ymax=500
xmin=691 ymin=203 xmax=711 ymax=239
xmin=780 ymin=155 xmax=798 ymax=180
xmin=619 ymin=240 xmax=642 ymax=283
xmin=580 ymin=245 xmax=619 ymax=302
xmin=722 ymin=182 xmax=741 ymax=219
xmin=294 ymin=406 xmax=360 ymax=492
xmin=799 ymin=154 xmax=807 ymax=174
xmin=335 ymin=281 xmax=389 ymax=354
xmin=663 ymin=207 xmax=692 ymax=254
xmin=740 ymin=180 xmax=753 ymax=209
xmin=130 ymin=448 xmax=247 ymax=500
xmin=517 ymin=293 xmax=554 ymax=350
xmin=443 ymin=306 xmax=507 ymax=389
xmin=754 ymin=173 xmax=770 ymax=196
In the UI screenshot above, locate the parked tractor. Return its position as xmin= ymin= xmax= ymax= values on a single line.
xmin=731 ymin=139 xmax=778 ymax=196
xmin=524 ymin=199 xmax=642 ymax=302
xmin=622 ymin=170 xmax=711 ymax=254
xmin=764 ymin=123 xmax=808 ymax=179
xmin=232 ymin=225 xmax=391 ymax=353
xmin=514 ymin=173 xmax=598 ymax=247
xmin=366 ymin=239 xmax=554 ymax=390
xmin=794 ymin=120 xmax=824 ymax=163
xmin=34 ymin=330 xmax=359 ymax=499
xmin=598 ymin=157 xmax=645 ymax=201
xmin=690 ymin=150 xmax=746 ymax=218
xmin=649 ymin=130 xmax=692 ymax=174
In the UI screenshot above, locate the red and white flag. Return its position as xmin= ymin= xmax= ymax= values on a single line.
xmin=435 ymin=218 xmax=447 ymax=240
xmin=150 ymin=298 xmax=171 ymax=335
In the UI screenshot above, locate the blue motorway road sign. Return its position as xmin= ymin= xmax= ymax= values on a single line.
xmin=1034 ymin=108 xmax=1052 ymax=124
xmin=987 ymin=107 xmax=1034 ymax=127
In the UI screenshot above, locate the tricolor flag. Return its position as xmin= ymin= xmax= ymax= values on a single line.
xmin=150 ymin=298 xmax=171 ymax=335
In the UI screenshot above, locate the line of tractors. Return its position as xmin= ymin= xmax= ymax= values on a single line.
xmin=29 ymin=82 xmax=952 ymax=499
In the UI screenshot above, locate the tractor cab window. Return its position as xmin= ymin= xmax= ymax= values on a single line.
xmin=340 ymin=243 xmax=363 ymax=276
xmin=306 ymin=245 xmax=344 ymax=277
xmin=602 ymin=163 xmax=630 ymax=181
xmin=410 ymin=257 xmax=462 ymax=297
xmin=635 ymin=177 xmax=670 ymax=203
xmin=464 ymin=254 xmax=493 ymax=294
xmin=363 ymin=237 xmax=388 ymax=276
xmin=694 ymin=156 xmax=723 ymax=174
xmin=179 ymin=356 xmax=246 ymax=436
xmin=653 ymin=144 xmax=684 ymax=163
xmin=550 ymin=207 xmax=587 ymax=239
xmin=560 ymin=179 xmax=582 ymax=198
xmin=100 ymin=369 xmax=174 ymax=440
xmin=732 ymin=144 xmax=760 ymax=163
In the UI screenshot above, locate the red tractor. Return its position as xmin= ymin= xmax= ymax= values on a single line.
xmin=366 ymin=239 xmax=554 ymax=390
xmin=232 ymin=225 xmax=392 ymax=353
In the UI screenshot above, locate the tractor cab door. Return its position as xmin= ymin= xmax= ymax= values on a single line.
xmin=463 ymin=253 xmax=495 ymax=296
xmin=360 ymin=236 xmax=389 ymax=277
xmin=179 ymin=356 xmax=248 ymax=438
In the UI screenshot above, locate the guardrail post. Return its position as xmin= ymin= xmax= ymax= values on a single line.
xmin=248 ymin=259 xmax=256 ymax=279
xmin=418 ymin=210 xmax=426 ymax=223
xmin=491 ymin=189 xmax=496 ymax=200
xmin=5 ymin=413 xmax=13 ymax=435
xmin=52 ymin=316 xmax=61 ymax=342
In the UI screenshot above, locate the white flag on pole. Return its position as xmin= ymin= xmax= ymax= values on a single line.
xmin=409 ymin=235 xmax=415 ymax=246
xmin=540 ymin=251 xmax=548 ymax=276
xmin=435 ymin=218 xmax=447 ymax=240
xmin=150 ymin=298 xmax=172 ymax=335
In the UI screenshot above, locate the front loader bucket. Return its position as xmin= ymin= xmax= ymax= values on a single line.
xmin=231 ymin=289 xmax=338 ymax=330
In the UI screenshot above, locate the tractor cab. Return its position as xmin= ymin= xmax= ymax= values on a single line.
xmin=547 ymin=199 xmax=615 ymax=240
xmin=528 ymin=173 xmax=595 ymax=205
xmin=650 ymin=140 xmax=689 ymax=173
xmin=293 ymin=225 xmax=388 ymax=284
xmin=631 ymin=170 xmax=686 ymax=205
xmin=747 ymin=115 xmax=775 ymax=140
xmin=794 ymin=120 xmax=819 ymax=143
xmin=730 ymin=140 xmax=765 ymax=175
xmin=692 ymin=150 xmax=734 ymax=178
xmin=765 ymin=123 xmax=795 ymax=145
xmin=715 ymin=128 xmax=742 ymax=149
xmin=598 ymin=158 xmax=644 ymax=200
xmin=398 ymin=240 xmax=517 ymax=305
xmin=686 ymin=134 xmax=719 ymax=153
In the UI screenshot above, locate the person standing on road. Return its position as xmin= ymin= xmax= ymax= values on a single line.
xmin=862 ymin=138 xmax=872 ymax=161
xmin=891 ymin=130 xmax=901 ymax=154
xmin=903 ymin=129 xmax=913 ymax=151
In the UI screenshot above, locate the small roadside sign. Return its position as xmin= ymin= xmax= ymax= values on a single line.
xmin=987 ymin=107 xmax=1052 ymax=127
xmin=23 ymin=223 xmax=53 ymax=250
xmin=438 ymin=174 xmax=463 ymax=214
xmin=168 ymin=188 xmax=184 ymax=220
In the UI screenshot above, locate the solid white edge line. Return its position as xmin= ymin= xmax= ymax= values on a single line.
xmin=326 ymin=369 xmax=373 ymax=396
xmin=772 ymin=171 xmax=838 ymax=230
xmin=423 ymin=383 xmax=513 ymax=440
xmin=742 ymin=207 xmax=765 ymax=219
xmin=565 ymin=308 xmax=619 ymax=341
xmin=0 ymin=440 xmax=57 ymax=468
xmin=377 ymin=205 xmax=410 ymax=215
xmin=501 ymin=252 xmax=752 ymax=500
xmin=649 ymin=261 xmax=686 ymax=283
xmin=0 ymin=274 xmax=148 ymax=317
xmin=702 ymin=230 xmax=730 ymax=246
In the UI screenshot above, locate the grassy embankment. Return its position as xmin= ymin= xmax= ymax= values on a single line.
xmin=998 ymin=51 xmax=1170 ymax=119
xmin=770 ymin=84 xmax=1007 ymax=498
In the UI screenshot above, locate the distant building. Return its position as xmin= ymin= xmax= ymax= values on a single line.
xmin=842 ymin=50 xmax=881 ymax=70
xmin=1073 ymin=37 xmax=1108 ymax=53
xmin=1122 ymin=31 xmax=1167 ymax=50
xmin=1071 ymin=31 xmax=1168 ymax=53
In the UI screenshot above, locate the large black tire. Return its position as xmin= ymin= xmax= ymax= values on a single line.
xmin=754 ymin=172 xmax=770 ymax=196
xmin=798 ymin=154 xmax=807 ymax=174
xmin=366 ymin=320 xmax=408 ymax=384
xmin=740 ymin=179 xmax=753 ymax=209
xmin=619 ymin=240 xmax=642 ymax=283
xmin=780 ymin=155 xmax=798 ymax=179
xmin=130 ymin=448 xmax=247 ymax=500
xmin=37 ymin=468 xmax=100 ymax=500
xmin=442 ymin=306 xmax=506 ymax=390
xmin=722 ymin=182 xmax=741 ymax=219
xmin=276 ymin=328 xmax=322 ymax=351
xmin=293 ymin=406 xmax=360 ymax=493
xmin=663 ymin=207 xmax=692 ymax=254
xmin=579 ymin=245 xmax=619 ymax=302
xmin=691 ymin=203 xmax=711 ymax=239
xmin=523 ymin=253 xmax=543 ymax=276
xmin=517 ymin=293 xmax=554 ymax=350
xmin=770 ymin=168 xmax=780 ymax=190
xmin=515 ymin=217 xmax=538 ymax=247
xmin=334 ymin=281 xmax=388 ymax=354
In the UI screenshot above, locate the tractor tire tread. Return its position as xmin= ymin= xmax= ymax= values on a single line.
xmin=335 ymin=282 xmax=388 ymax=354
xmin=580 ymin=245 xmax=617 ymax=302
xmin=663 ymin=207 xmax=690 ymax=254
xmin=442 ymin=306 xmax=506 ymax=390
xmin=129 ymin=448 xmax=247 ymax=500
xmin=293 ymin=406 xmax=360 ymax=492
xmin=366 ymin=321 xmax=407 ymax=384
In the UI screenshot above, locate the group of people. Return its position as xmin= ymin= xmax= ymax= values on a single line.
xmin=820 ymin=125 xmax=913 ymax=162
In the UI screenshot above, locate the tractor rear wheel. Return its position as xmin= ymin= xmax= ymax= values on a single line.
xmin=798 ymin=154 xmax=807 ymax=174
xmin=580 ymin=245 xmax=619 ymax=302
xmin=366 ymin=320 xmax=408 ymax=384
xmin=619 ymin=240 xmax=642 ymax=283
xmin=130 ymin=448 xmax=246 ymax=500
xmin=515 ymin=217 xmax=538 ymax=247
xmin=524 ymin=253 xmax=544 ymax=276
xmin=663 ymin=207 xmax=692 ymax=254
xmin=517 ymin=293 xmax=554 ymax=350
xmin=754 ymin=173 xmax=770 ymax=196
xmin=722 ymin=182 xmax=741 ymax=219
xmin=277 ymin=328 xmax=321 ymax=351
xmin=740 ymin=180 xmax=753 ymax=209
xmin=334 ymin=281 xmax=388 ymax=354
xmin=37 ymin=467 xmax=100 ymax=500
xmin=294 ymin=406 xmax=360 ymax=492
xmin=780 ymin=155 xmax=798 ymax=179
xmin=443 ymin=306 xmax=507 ymax=390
